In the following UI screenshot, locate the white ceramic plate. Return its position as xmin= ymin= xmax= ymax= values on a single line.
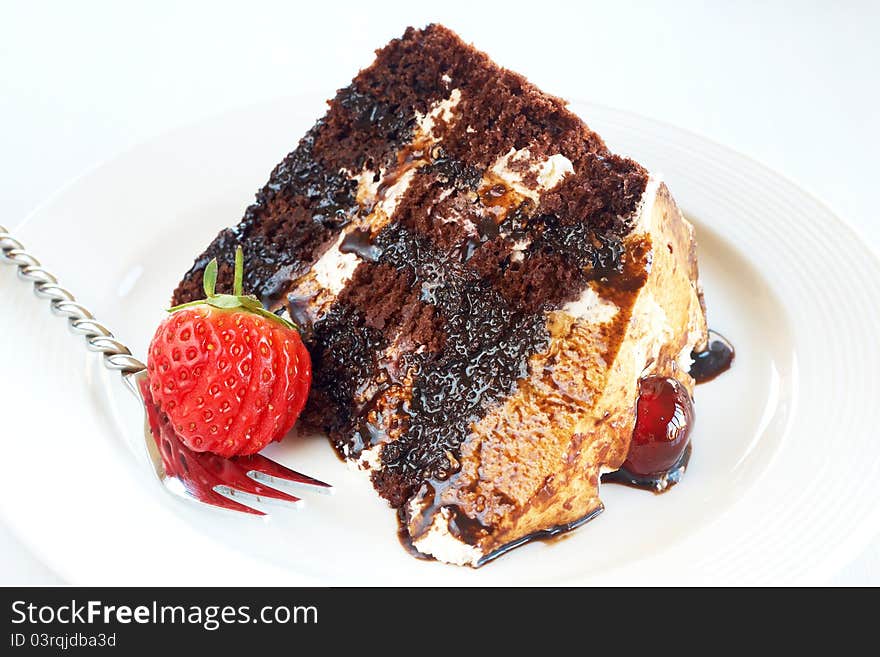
xmin=2 ymin=98 xmax=878 ymax=585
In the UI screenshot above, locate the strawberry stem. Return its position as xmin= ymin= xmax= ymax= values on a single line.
xmin=233 ymin=246 xmax=244 ymax=297
xmin=168 ymin=247 xmax=298 ymax=332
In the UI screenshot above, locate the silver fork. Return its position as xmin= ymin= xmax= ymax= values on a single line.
xmin=0 ymin=224 xmax=331 ymax=515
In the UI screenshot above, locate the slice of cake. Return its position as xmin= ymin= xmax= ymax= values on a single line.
xmin=173 ymin=24 xmax=708 ymax=566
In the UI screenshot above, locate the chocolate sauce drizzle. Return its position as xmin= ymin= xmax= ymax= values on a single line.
xmin=689 ymin=329 xmax=735 ymax=383
xmin=476 ymin=506 xmax=605 ymax=566
xmin=397 ymin=502 xmax=606 ymax=566
xmin=340 ymin=228 xmax=383 ymax=262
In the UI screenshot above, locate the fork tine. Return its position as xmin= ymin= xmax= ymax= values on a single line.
xmin=184 ymin=485 xmax=266 ymax=516
xmin=237 ymin=452 xmax=332 ymax=492
xmin=196 ymin=454 xmax=302 ymax=504
xmin=213 ymin=485 xmax=303 ymax=511
xmin=165 ymin=461 xmax=267 ymax=516
xmin=205 ymin=495 xmax=264 ymax=515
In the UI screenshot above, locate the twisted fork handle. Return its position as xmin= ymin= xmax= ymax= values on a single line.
xmin=0 ymin=224 xmax=145 ymax=374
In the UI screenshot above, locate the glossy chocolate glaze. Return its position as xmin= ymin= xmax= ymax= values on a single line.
xmin=690 ymin=329 xmax=735 ymax=383
xmin=340 ymin=227 xmax=382 ymax=262
xmin=477 ymin=506 xmax=605 ymax=565
xmin=285 ymin=293 xmax=316 ymax=333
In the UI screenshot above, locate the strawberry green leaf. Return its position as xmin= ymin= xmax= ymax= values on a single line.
xmin=203 ymin=258 xmax=218 ymax=298
xmin=208 ymin=296 xmax=243 ymax=309
xmin=239 ymin=296 xmax=264 ymax=312
xmin=167 ymin=248 xmax=298 ymax=332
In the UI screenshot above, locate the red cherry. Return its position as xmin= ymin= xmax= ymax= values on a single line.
xmin=623 ymin=377 xmax=694 ymax=476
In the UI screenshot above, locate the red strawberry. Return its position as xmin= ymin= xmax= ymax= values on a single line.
xmin=146 ymin=247 xmax=311 ymax=458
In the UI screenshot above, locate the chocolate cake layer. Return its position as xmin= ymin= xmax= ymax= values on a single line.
xmin=173 ymin=24 xmax=708 ymax=566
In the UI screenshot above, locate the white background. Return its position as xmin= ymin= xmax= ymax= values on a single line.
xmin=1 ymin=0 xmax=877 ymax=584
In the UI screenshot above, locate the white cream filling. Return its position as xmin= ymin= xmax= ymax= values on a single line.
xmin=349 ymin=165 xmax=417 ymax=225
xmin=509 ymin=238 xmax=530 ymax=263
xmin=677 ymin=323 xmax=703 ymax=373
xmin=312 ymin=231 xmax=360 ymax=296
xmin=383 ymin=168 xmax=417 ymax=216
xmin=536 ymin=154 xmax=575 ymax=192
xmin=352 ymin=168 xmax=380 ymax=206
xmin=409 ymin=504 xmax=483 ymax=567
xmin=488 ymin=148 xmax=574 ymax=203
xmin=349 ymin=444 xmax=383 ymax=472
xmin=636 ymin=292 xmax=674 ymax=377
xmin=633 ymin=174 xmax=662 ymax=233
xmin=415 ymin=88 xmax=461 ymax=140
xmin=561 ymin=284 xmax=619 ymax=324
